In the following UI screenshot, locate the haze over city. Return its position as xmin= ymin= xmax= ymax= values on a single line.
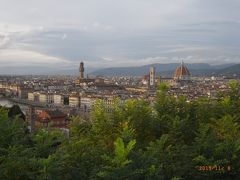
xmin=0 ymin=0 xmax=240 ymax=74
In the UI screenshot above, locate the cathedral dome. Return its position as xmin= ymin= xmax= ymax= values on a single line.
xmin=174 ymin=61 xmax=191 ymax=80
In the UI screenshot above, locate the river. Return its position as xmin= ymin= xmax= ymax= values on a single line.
xmin=0 ymin=98 xmax=29 ymax=114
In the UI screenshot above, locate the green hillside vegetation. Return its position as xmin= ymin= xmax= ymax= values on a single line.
xmin=0 ymin=80 xmax=240 ymax=179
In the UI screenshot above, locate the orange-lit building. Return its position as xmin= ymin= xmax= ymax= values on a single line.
xmin=36 ymin=109 xmax=68 ymax=128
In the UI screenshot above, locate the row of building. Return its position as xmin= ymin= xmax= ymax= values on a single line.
xmin=1 ymin=61 xmax=239 ymax=131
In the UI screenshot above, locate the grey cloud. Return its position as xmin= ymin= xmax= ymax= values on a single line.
xmin=0 ymin=0 xmax=240 ymax=74
xmin=0 ymin=34 xmax=10 ymax=48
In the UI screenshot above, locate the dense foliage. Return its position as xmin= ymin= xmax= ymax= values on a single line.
xmin=0 ymin=81 xmax=240 ymax=179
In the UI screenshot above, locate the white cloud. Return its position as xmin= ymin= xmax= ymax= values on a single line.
xmin=102 ymin=57 xmax=114 ymax=62
xmin=0 ymin=23 xmax=46 ymax=50
xmin=0 ymin=49 xmax=73 ymax=67
xmin=0 ymin=34 xmax=10 ymax=48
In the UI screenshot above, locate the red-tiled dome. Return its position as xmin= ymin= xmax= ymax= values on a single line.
xmin=174 ymin=61 xmax=191 ymax=80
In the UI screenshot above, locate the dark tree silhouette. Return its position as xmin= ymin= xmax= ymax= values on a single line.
xmin=8 ymin=105 xmax=26 ymax=120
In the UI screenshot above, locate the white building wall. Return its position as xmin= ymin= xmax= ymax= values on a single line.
xmin=54 ymin=94 xmax=63 ymax=106
xmin=149 ymin=66 xmax=155 ymax=87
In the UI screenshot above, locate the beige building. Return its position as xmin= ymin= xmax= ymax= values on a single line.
xmin=69 ymin=95 xmax=80 ymax=107
xmin=18 ymin=87 xmax=30 ymax=99
xmin=28 ymin=92 xmax=35 ymax=101
xmin=39 ymin=93 xmax=54 ymax=104
xmin=80 ymin=96 xmax=96 ymax=112
xmin=53 ymin=94 xmax=63 ymax=106
xmin=39 ymin=93 xmax=48 ymax=103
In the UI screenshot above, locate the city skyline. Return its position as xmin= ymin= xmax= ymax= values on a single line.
xmin=0 ymin=0 xmax=240 ymax=74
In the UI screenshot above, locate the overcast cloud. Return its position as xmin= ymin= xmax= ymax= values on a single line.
xmin=0 ymin=0 xmax=240 ymax=74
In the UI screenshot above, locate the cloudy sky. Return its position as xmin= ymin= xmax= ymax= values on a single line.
xmin=0 ymin=0 xmax=240 ymax=74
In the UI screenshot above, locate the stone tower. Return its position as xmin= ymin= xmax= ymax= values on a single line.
xmin=149 ymin=66 xmax=155 ymax=87
xmin=79 ymin=62 xmax=84 ymax=79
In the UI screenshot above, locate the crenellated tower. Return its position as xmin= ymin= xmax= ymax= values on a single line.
xmin=79 ymin=62 xmax=84 ymax=79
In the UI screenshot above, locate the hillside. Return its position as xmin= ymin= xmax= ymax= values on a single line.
xmin=217 ymin=64 xmax=240 ymax=75
xmin=91 ymin=63 xmax=234 ymax=77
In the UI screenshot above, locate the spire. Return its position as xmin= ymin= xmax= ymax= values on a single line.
xmin=181 ymin=59 xmax=184 ymax=65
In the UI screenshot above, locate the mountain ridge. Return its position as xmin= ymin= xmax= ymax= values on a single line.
xmin=217 ymin=64 xmax=240 ymax=75
xmin=90 ymin=63 xmax=236 ymax=77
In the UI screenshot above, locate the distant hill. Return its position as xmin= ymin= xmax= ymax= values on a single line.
xmin=91 ymin=63 xmax=235 ymax=77
xmin=217 ymin=64 xmax=240 ymax=76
